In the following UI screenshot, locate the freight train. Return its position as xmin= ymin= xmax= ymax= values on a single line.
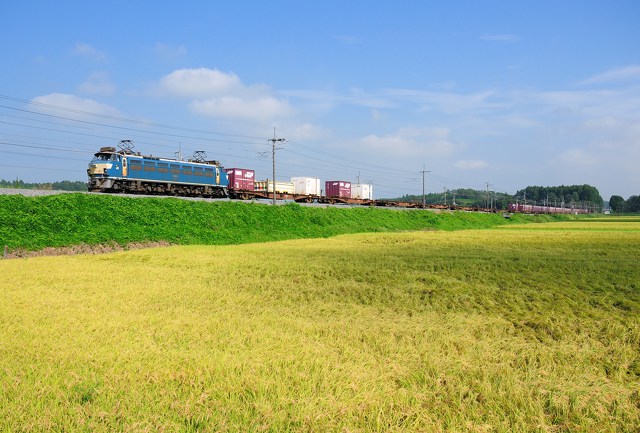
xmin=87 ymin=141 xmax=382 ymax=205
xmin=506 ymin=203 xmax=589 ymax=215
xmin=87 ymin=141 xmax=592 ymax=214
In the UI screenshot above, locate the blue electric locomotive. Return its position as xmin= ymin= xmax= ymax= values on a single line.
xmin=87 ymin=140 xmax=229 ymax=197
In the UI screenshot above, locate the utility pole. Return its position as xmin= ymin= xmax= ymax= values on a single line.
xmin=485 ymin=182 xmax=490 ymax=209
xmin=268 ymin=127 xmax=286 ymax=206
xmin=420 ymin=165 xmax=430 ymax=209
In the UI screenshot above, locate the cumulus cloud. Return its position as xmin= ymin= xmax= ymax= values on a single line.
xmin=77 ymin=71 xmax=116 ymax=96
xmin=454 ymin=160 xmax=488 ymax=170
xmin=30 ymin=93 xmax=121 ymax=118
xmin=72 ymin=43 xmax=107 ymax=61
xmin=159 ymin=68 xmax=242 ymax=98
xmin=157 ymin=68 xmax=294 ymax=123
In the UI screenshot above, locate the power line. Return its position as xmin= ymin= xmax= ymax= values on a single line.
xmin=0 ymin=163 xmax=79 ymax=173
xmin=0 ymin=94 xmax=266 ymax=141
xmin=1 ymin=94 xmax=501 ymax=197
xmin=0 ymin=140 xmax=87 ymax=154
xmin=1 ymin=97 xmax=443 ymax=191
xmin=0 ymin=104 xmax=264 ymax=147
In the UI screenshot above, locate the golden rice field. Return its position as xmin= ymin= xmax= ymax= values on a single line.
xmin=1 ymin=217 xmax=639 ymax=432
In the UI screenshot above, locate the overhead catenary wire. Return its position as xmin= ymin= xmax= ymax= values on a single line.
xmin=1 ymin=97 xmax=422 ymax=180
xmin=0 ymin=94 xmax=266 ymax=141
xmin=0 ymin=94 xmax=486 ymax=197
xmin=0 ymin=104 xmax=265 ymax=147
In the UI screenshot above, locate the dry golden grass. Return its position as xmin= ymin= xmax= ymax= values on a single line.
xmin=1 ymin=223 xmax=639 ymax=432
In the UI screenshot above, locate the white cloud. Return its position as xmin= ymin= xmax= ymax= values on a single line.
xmin=527 ymin=86 xmax=640 ymax=121
xmin=159 ymin=68 xmax=242 ymax=98
xmin=157 ymin=68 xmax=294 ymax=124
xmin=190 ymin=95 xmax=293 ymax=122
xmin=454 ymin=160 xmax=488 ymax=170
xmin=77 ymin=71 xmax=116 ymax=96
xmin=147 ymin=68 xmax=639 ymax=198
xmin=30 ymin=93 xmax=121 ymax=117
xmin=358 ymin=127 xmax=456 ymax=157
xmin=384 ymin=88 xmax=498 ymax=114
xmin=281 ymin=88 xmax=392 ymax=111
xmin=72 ymin=43 xmax=107 ymax=62
xmin=289 ymin=123 xmax=328 ymax=141
xmin=579 ymin=65 xmax=640 ymax=85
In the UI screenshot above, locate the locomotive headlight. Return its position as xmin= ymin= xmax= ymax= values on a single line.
xmin=88 ymin=163 xmax=112 ymax=175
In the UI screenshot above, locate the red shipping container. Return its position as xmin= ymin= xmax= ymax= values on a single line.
xmin=226 ymin=168 xmax=255 ymax=191
xmin=325 ymin=180 xmax=351 ymax=198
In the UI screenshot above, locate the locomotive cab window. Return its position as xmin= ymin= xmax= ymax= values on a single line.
xmin=94 ymin=153 xmax=116 ymax=161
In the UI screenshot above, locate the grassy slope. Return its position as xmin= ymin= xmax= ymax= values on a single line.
xmin=0 ymin=193 xmax=568 ymax=251
xmin=0 ymin=219 xmax=638 ymax=432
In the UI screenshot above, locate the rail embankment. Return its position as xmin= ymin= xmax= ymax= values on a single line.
xmin=1 ymin=192 xmax=574 ymax=255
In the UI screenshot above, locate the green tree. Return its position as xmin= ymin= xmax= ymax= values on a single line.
xmin=572 ymin=192 xmax=579 ymax=204
xmin=626 ymin=195 xmax=640 ymax=213
xmin=609 ymin=195 xmax=625 ymax=213
xmin=516 ymin=185 xmax=603 ymax=209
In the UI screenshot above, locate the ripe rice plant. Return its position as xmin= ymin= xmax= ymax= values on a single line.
xmin=0 ymin=219 xmax=638 ymax=431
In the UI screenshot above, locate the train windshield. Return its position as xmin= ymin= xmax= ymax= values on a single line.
xmin=93 ymin=153 xmax=117 ymax=161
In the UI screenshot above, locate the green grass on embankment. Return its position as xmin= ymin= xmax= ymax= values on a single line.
xmin=0 ymin=193 xmax=574 ymax=252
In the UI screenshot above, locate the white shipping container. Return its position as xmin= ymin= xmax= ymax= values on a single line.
xmin=291 ymin=177 xmax=321 ymax=195
xmin=255 ymin=180 xmax=295 ymax=194
xmin=351 ymin=183 xmax=373 ymax=200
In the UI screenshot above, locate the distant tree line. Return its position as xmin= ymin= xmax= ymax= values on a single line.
xmin=608 ymin=195 xmax=640 ymax=213
xmin=391 ymin=184 xmax=605 ymax=212
xmin=392 ymin=188 xmax=512 ymax=209
xmin=0 ymin=179 xmax=87 ymax=191
xmin=515 ymin=184 xmax=603 ymax=211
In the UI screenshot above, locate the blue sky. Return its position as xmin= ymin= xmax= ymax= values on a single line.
xmin=1 ymin=0 xmax=639 ymax=200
